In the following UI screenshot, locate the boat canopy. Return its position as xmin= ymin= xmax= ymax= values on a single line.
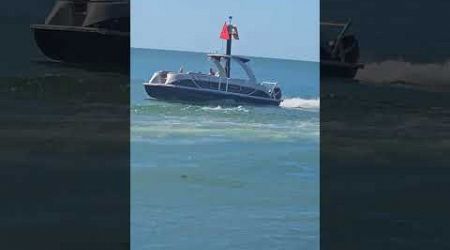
xmin=207 ymin=54 xmax=256 ymax=82
xmin=321 ymin=22 xmax=347 ymax=27
xmin=321 ymin=20 xmax=352 ymax=37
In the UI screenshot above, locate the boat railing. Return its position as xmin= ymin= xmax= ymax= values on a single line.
xmin=261 ymin=81 xmax=279 ymax=94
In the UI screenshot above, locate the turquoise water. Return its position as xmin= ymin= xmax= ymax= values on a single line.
xmin=131 ymin=48 xmax=319 ymax=249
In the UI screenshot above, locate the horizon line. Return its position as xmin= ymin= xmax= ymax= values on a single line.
xmin=131 ymin=46 xmax=319 ymax=63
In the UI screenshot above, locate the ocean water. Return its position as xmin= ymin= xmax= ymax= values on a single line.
xmin=320 ymin=1 xmax=450 ymax=244
xmin=131 ymin=48 xmax=319 ymax=249
xmin=0 ymin=14 xmax=131 ymax=247
xmin=321 ymin=74 xmax=450 ymax=249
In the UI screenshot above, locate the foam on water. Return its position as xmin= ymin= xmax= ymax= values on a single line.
xmin=131 ymin=119 xmax=319 ymax=143
xmin=200 ymin=105 xmax=250 ymax=113
xmin=356 ymin=60 xmax=450 ymax=88
xmin=280 ymin=97 xmax=320 ymax=110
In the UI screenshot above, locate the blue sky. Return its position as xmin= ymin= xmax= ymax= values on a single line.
xmin=131 ymin=0 xmax=319 ymax=62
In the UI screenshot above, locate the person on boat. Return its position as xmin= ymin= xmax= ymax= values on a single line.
xmin=209 ymin=68 xmax=216 ymax=75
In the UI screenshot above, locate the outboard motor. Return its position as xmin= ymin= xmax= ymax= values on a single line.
xmin=273 ymin=87 xmax=282 ymax=100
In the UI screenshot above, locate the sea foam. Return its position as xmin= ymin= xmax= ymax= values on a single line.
xmin=200 ymin=105 xmax=249 ymax=113
xmin=355 ymin=60 xmax=450 ymax=88
xmin=280 ymin=98 xmax=320 ymax=110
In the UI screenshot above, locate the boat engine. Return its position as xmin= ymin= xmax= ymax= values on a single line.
xmin=273 ymin=87 xmax=282 ymax=100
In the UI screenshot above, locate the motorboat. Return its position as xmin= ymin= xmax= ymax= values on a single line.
xmin=144 ymin=54 xmax=282 ymax=106
xmin=321 ymin=19 xmax=364 ymax=78
xmin=30 ymin=0 xmax=129 ymax=66
xmin=143 ymin=17 xmax=283 ymax=106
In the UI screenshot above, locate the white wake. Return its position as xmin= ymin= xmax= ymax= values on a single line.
xmin=280 ymin=97 xmax=320 ymax=110
xmin=355 ymin=60 xmax=450 ymax=88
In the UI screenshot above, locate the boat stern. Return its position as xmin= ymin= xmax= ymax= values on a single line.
xmin=261 ymin=81 xmax=283 ymax=101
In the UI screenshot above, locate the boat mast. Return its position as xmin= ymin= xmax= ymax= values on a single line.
xmin=225 ymin=16 xmax=232 ymax=78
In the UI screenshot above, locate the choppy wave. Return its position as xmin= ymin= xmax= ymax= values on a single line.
xmin=280 ymin=98 xmax=320 ymax=110
xmin=356 ymin=60 xmax=450 ymax=88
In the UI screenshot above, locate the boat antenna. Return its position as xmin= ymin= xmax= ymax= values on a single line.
xmin=225 ymin=16 xmax=233 ymax=78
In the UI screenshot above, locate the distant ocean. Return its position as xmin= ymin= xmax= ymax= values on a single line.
xmin=131 ymin=48 xmax=319 ymax=249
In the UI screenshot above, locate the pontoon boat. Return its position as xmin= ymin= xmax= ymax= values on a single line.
xmin=144 ymin=17 xmax=282 ymax=106
xmin=144 ymin=54 xmax=282 ymax=106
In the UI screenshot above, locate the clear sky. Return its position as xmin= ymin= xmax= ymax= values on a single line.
xmin=131 ymin=0 xmax=319 ymax=62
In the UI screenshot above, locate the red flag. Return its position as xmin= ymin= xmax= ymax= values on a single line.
xmin=220 ymin=22 xmax=230 ymax=40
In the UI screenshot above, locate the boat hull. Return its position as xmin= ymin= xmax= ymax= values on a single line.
xmin=145 ymin=84 xmax=281 ymax=106
xmin=31 ymin=25 xmax=129 ymax=66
